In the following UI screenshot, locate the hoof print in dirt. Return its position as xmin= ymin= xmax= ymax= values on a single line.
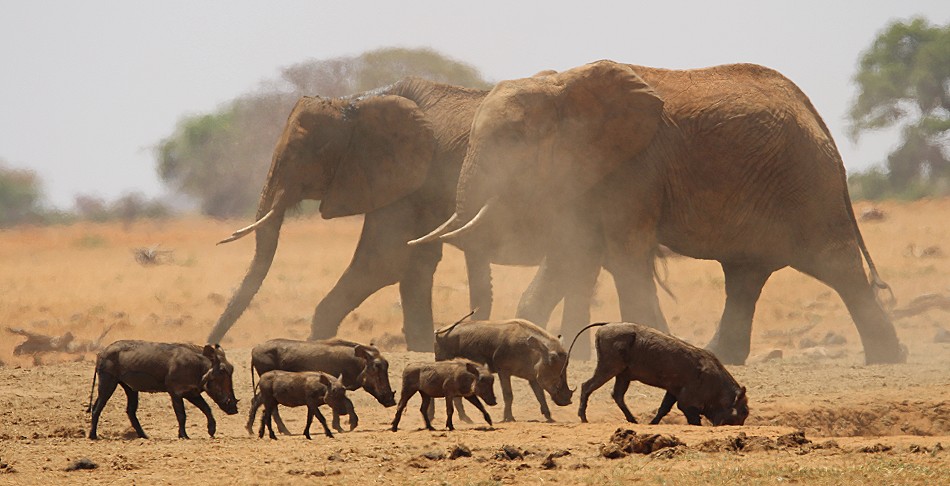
xmin=602 ymin=429 xmax=685 ymax=459
xmin=65 ymin=458 xmax=97 ymax=472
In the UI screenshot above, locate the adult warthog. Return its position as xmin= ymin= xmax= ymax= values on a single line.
xmin=574 ymin=322 xmax=748 ymax=426
xmin=248 ymin=338 xmax=395 ymax=433
xmin=87 ymin=340 xmax=239 ymax=440
xmin=434 ymin=318 xmax=572 ymax=422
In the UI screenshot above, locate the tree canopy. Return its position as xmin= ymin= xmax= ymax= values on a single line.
xmin=0 ymin=161 xmax=46 ymax=227
xmin=156 ymin=47 xmax=491 ymax=218
xmin=848 ymin=17 xmax=950 ymax=198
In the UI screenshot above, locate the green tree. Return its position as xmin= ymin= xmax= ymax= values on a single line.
xmin=156 ymin=47 xmax=491 ymax=218
xmin=848 ymin=17 xmax=950 ymax=197
xmin=0 ymin=161 xmax=46 ymax=227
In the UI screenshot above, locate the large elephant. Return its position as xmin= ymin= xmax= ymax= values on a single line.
xmin=415 ymin=60 xmax=906 ymax=365
xmin=206 ymin=78 xmax=609 ymax=353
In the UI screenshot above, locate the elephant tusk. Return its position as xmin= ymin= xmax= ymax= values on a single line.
xmin=217 ymin=209 xmax=276 ymax=245
xmin=440 ymin=198 xmax=496 ymax=241
xmin=407 ymin=212 xmax=460 ymax=246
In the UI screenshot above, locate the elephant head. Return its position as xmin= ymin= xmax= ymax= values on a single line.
xmin=207 ymin=95 xmax=435 ymax=344
xmin=410 ymin=60 xmax=663 ymax=244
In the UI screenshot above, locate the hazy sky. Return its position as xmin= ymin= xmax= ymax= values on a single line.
xmin=1 ymin=1 xmax=948 ymax=208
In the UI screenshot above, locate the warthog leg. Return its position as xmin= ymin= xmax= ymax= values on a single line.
xmin=528 ymin=380 xmax=553 ymax=422
xmin=612 ymin=378 xmax=637 ymax=423
xmin=184 ymin=393 xmax=216 ymax=437
xmin=120 ymin=383 xmax=148 ymax=438
xmin=650 ymin=391 xmax=677 ymax=424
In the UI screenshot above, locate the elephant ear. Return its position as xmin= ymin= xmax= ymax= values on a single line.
xmin=320 ymin=96 xmax=436 ymax=218
xmin=542 ymin=60 xmax=664 ymax=202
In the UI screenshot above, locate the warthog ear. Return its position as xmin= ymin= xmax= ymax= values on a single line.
xmin=202 ymin=345 xmax=220 ymax=366
xmin=464 ymin=362 xmax=481 ymax=376
xmin=354 ymin=344 xmax=374 ymax=362
xmin=736 ymin=386 xmax=747 ymax=403
xmin=318 ymin=374 xmax=333 ymax=388
xmin=525 ymin=336 xmax=551 ymax=364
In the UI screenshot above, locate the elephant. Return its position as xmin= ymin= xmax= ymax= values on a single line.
xmin=206 ymin=77 xmax=612 ymax=355
xmin=414 ymin=60 xmax=906 ymax=365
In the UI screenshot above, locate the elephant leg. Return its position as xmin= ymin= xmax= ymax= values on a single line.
xmin=399 ymin=241 xmax=443 ymax=352
xmin=310 ymin=205 xmax=415 ymax=341
xmin=516 ymin=257 xmax=567 ymax=328
xmin=465 ymin=250 xmax=493 ymax=320
xmin=310 ymin=266 xmax=399 ymax=341
xmin=271 ymin=406 xmax=292 ymax=435
xmin=559 ymin=258 xmax=601 ymax=361
xmin=608 ymin=254 xmax=667 ymax=332
xmin=452 ymin=396 xmax=473 ymax=423
xmin=792 ymin=248 xmax=905 ymax=364
xmin=705 ymin=262 xmax=774 ymax=365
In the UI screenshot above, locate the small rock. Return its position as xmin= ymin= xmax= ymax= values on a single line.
xmin=540 ymin=454 xmax=557 ymax=469
xmin=934 ymin=328 xmax=950 ymax=344
xmin=759 ymin=349 xmax=783 ymax=362
xmin=798 ymin=337 xmax=818 ymax=349
xmin=495 ymin=445 xmax=524 ymax=460
xmin=65 ymin=458 xmax=97 ymax=472
xmin=421 ymin=450 xmax=445 ymax=461
xmin=860 ymin=207 xmax=885 ymax=221
xmin=449 ymin=444 xmax=472 ymax=460
xmin=820 ymin=332 xmax=847 ymax=346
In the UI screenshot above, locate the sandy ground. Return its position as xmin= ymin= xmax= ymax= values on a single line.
xmin=1 ymin=199 xmax=949 ymax=484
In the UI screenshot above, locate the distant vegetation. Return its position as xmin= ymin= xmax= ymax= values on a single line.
xmin=155 ymin=47 xmax=492 ymax=218
xmin=847 ymin=17 xmax=950 ymax=200
xmin=0 ymin=160 xmax=171 ymax=228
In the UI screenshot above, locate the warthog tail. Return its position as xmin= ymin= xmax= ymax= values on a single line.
xmin=86 ymin=358 xmax=99 ymax=413
xmin=434 ymin=308 xmax=477 ymax=335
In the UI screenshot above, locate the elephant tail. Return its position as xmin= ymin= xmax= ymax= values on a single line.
xmin=653 ymin=249 xmax=677 ymax=302
xmin=843 ymin=189 xmax=895 ymax=309
xmin=435 ymin=309 xmax=477 ymax=335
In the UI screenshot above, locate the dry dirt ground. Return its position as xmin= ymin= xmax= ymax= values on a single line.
xmin=1 ymin=199 xmax=949 ymax=484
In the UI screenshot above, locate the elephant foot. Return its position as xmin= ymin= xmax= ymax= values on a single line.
xmin=405 ymin=334 xmax=435 ymax=353
xmin=705 ymin=341 xmax=749 ymax=366
xmin=864 ymin=342 xmax=907 ymax=365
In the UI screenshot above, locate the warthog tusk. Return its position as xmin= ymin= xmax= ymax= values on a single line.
xmin=407 ymin=212 xmax=460 ymax=246
xmin=217 ymin=209 xmax=276 ymax=245
xmin=440 ymin=198 xmax=495 ymax=241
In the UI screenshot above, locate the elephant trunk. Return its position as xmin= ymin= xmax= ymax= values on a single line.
xmin=206 ymin=185 xmax=288 ymax=345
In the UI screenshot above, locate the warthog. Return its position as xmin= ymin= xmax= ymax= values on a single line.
xmin=434 ymin=318 xmax=572 ymax=422
xmin=252 ymin=370 xmax=349 ymax=440
xmin=248 ymin=338 xmax=395 ymax=433
xmin=391 ymin=359 xmax=496 ymax=431
xmin=574 ymin=323 xmax=748 ymax=426
xmin=87 ymin=340 xmax=239 ymax=440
